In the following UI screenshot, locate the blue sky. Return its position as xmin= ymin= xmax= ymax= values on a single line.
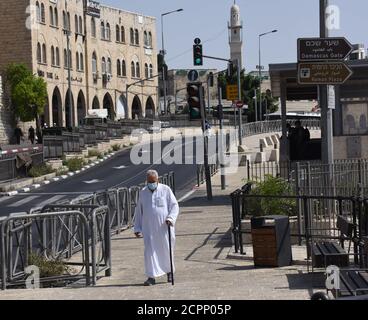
xmin=104 ymin=0 xmax=367 ymax=72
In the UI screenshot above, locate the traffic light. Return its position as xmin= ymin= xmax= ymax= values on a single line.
xmin=187 ymin=83 xmax=203 ymax=120
xmin=193 ymin=44 xmax=203 ymax=66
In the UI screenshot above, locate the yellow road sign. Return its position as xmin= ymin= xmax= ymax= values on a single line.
xmin=226 ymin=85 xmax=238 ymax=101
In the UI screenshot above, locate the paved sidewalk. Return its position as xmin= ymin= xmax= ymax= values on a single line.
xmin=0 ymin=166 xmax=323 ymax=300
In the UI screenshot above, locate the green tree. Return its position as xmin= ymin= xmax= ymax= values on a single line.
xmin=6 ymin=63 xmax=47 ymax=136
xmin=218 ymin=70 xmax=278 ymax=122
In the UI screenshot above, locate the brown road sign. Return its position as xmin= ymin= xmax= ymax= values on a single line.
xmin=298 ymin=62 xmax=353 ymax=85
xmin=226 ymin=85 xmax=238 ymax=101
xmin=298 ymin=37 xmax=353 ymax=62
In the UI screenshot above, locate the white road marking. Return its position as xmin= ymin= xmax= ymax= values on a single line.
xmin=178 ymin=189 xmax=196 ymax=203
xmin=8 ymin=196 xmax=40 ymax=207
xmin=114 ymin=165 xmax=127 ymax=170
xmin=53 ymin=177 xmax=60 ymax=182
xmin=83 ymin=179 xmax=102 ymax=184
xmin=33 ymin=184 xmax=41 ymax=189
xmin=36 ymin=195 xmax=65 ymax=208
xmin=23 ymin=188 xmax=31 ymax=193
xmin=43 ymin=180 xmax=50 ymax=185
xmin=0 ymin=196 xmax=12 ymax=203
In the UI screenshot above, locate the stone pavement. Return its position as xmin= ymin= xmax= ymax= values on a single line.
xmin=0 ymin=164 xmax=324 ymax=300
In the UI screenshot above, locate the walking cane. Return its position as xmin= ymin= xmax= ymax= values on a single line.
xmin=168 ymin=224 xmax=175 ymax=286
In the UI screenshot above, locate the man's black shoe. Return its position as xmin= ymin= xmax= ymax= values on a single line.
xmin=167 ymin=273 xmax=173 ymax=283
xmin=144 ymin=278 xmax=156 ymax=286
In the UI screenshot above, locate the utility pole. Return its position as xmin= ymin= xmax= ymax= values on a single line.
xmin=320 ymin=0 xmax=334 ymax=165
xmin=218 ymin=83 xmax=226 ymax=190
xmin=200 ymin=85 xmax=213 ymax=200
xmin=82 ymin=0 xmax=90 ymax=116
xmin=237 ymin=59 xmax=242 ymax=145
xmin=65 ymin=0 xmax=73 ymax=128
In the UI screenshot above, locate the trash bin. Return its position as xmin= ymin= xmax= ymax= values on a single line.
xmin=251 ymin=215 xmax=292 ymax=267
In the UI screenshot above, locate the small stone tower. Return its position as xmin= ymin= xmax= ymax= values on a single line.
xmin=228 ymin=1 xmax=243 ymax=69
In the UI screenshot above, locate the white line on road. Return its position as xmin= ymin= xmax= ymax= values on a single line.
xmin=8 ymin=196 xmax=40 ymax=207
xmin=83 ymin=179 xmax=102 ymax=184
xmin=23 ymin=188 xmax=31 ymax=193
xmin=178 ymin=189 xmax=196 ymax=203
xmin=36 ymin=195 xmax=65 ymax=208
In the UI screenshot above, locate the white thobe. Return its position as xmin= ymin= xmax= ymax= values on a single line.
xmin=134 ymin=184 xmax=180 ymax=278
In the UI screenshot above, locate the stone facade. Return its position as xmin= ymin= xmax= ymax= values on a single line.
xmin=0 ymin=0 xmax=158 ymax=130
xmin=0 ymin=76 xmax=14 ymax=145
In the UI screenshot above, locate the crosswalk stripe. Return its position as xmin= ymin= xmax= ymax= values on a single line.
xmin=8 ymin=196 xmax=40 ymax=207
xmin=36 ymin=195 xmax=65 ymax=208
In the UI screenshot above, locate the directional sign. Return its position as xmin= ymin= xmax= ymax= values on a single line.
xmin=187 ymin=69 xmax=199 ymax=82
xmin=298 ymin=62 xmax=353 ymax=85
xmin=236 ymin=101 xmax=244 ymax=108
xmin=226 ymin=85 xmax=238 ymax=101
xmin=298 ymin=37 xmax=353 ymax=62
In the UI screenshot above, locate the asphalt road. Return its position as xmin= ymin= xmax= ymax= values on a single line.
xmin=0 ymin=138 xmax=202 ymax=217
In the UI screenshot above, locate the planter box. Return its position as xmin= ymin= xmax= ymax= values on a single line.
xmin=33 ymin=172 xmax=56 ymax=184
xmin=46 ymin=159 xmax=63 ymax=171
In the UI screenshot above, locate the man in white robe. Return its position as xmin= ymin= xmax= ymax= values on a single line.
xmin=134 ymin=170 xmax=180 ymax=286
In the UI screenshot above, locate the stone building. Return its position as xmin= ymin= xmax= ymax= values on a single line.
xmin=0 ymin=0 xmax=158 ymax=131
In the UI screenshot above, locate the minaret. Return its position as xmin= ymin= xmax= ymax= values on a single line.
xmin=228 ymin=1 xmax=243 ymax=69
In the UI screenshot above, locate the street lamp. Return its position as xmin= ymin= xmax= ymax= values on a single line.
xmin=258 ymin=29 xmax=277 ymax=122
xmin=161 ymin=8 xmax=184 ymax=115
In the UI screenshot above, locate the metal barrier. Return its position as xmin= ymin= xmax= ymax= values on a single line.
xmin=0 ymin=156 xmax=16 ymax=182
xmin=0 ymin=210 xmax=91 ymax=290
xmin=197 ymin=162 xmax=220 ymax=187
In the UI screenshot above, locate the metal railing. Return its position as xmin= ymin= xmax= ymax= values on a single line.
xmin=0 ymin=171 xmax=176 ymax=290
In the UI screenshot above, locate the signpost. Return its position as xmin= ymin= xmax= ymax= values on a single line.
xmin=298 ymin=62 xmax=353 ymax=85
xmin=226 ymin=85 xmax=238 ymax=101
xmin=298 ymin=37 xmax=353 ymax=61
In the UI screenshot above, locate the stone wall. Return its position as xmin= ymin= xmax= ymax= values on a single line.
xmin=0 ymin=76 xmax=13 ymax=145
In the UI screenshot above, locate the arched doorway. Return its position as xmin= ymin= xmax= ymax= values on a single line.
xmin=116 ymin=94 xmax=128 ymax=119
xmin=52 ymin=87 xmax=62 ymax=127
xmin=145 ymin=96 xmax=155 ymax=118
xmin=92 ymin=96 xmax=100 ymax=109
xmin=65 ymin=89 xmax=74 ymax=128
xmin=132 ymin=95 xmax=142 ymax=120
xmin=77 ymin=91 xmax=86 ymax=125
xmin=103 ymin=93 xmax=115 ymax=120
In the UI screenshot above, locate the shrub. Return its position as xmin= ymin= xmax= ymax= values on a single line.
xmin=28 ymin=253 xmax=72 ymax=278
xmin=246 ymin=175 xmax=297 ymax=217
xmin=28 ymin=164 xmax=55 ymax=177
xmin=64 ymin=157 xmax=84 ymax=172
xmin=88 ymin=149 xmax=101 ymax=158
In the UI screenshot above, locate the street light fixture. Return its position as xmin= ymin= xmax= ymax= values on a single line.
xmin=161 ymin=8 xmax=184 ymax=115
xmin=258 ymin=29 xmax=278 ymax=122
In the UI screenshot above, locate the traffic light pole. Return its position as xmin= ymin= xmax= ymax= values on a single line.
xmin=200 ymin=86 xmax=213 ymax=200
xmin=237 ymin=59 xmax=243 ymax=146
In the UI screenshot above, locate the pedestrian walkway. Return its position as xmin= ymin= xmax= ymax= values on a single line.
xmin=0 ymin=167 xmax=323 ymax=300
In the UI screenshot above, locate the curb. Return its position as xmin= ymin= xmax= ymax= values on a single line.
xmin=1 ymin=150 xmax=121 ymax=197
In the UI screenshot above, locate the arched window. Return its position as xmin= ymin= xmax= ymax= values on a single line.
xmin=79 ymin=16 xmax=83 ymax=34
xmin=148 ymin=32 xmax=152 ymax=46
xmin=121 ymin=26 xmax=125 ymax=43
xmin=63 ymin=11 xmax=67 ymax=29
xmin=116 ymin=25 xmax=120 ymax=42
xmin=51 ymin=46 xmax=55 ymax=65
xmin=92 ymin=52 xmax=97 ymax=73
xmin=54 ymin=8 xmax=58 ymax=26
xmin=144 ymin=63 xmax=148 ymax=78
xmin=131 ymin=61 xmax=135 ymax=78
xmin=67 ymin=12 xmax=71 ymax=31
xmin=107 ymin=58 xmax=112 ymax=75
xmin=64 ymin=49 xmax=68 ymax=68
xmin=91 ymin=18 xmax=96 ymax=38
xmin=122 ymin=60 xmax=126 ymax=76
xmin=42 ymin=43 xmax=47 ymax=63
xmin=136 ymin=62 xmax=140 ymax=78
xmin=49 ymin=6 xmax=54 ymax=26
xmin=80 ymin=53 xmax=84 ymax=71
xmin=149 ymin=64 xmax=153 ymax=78
xmin=41 ymin=3 xmax=45 ymax=23
xmin=56 ymin=47 xmax=60 ymax=66
xmin=37 ymin=43 xmax=42 ymax=63
xmin=68 ymin=49 xmax=72 ymax=69
xmin=101 ymin=57 xmax=106 ymax=74
xmin=135 ymin=29 xmax=139 ymax=45
xmin=130 ymin=28 xmax=134 ymax=44
xmin=144 ymin=31 xmax=148 ymax=46
xmin=75 ymin=14 xmax=79 ymax=33
xmin=106 ymin=23 xmax=111 ymax=40
xmin=100 ymin=21 xmax=105 ymax=39
xmin=36 ymin=2 xmax=41 ymax=22
xmin=117 ymin=60 xmax=121 ymax=76
xmin=76 ymin=52 xmax=79 ymax=70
